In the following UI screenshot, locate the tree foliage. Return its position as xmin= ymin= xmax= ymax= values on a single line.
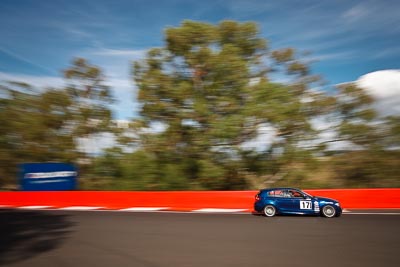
xmin=0 ymin=20 xmax=398 ymax=190
xmin=0 ymin=82 xmax=76 ymax=187
xmin=64 ymin=58 xmax=114 ymax=138
xmin=132 ymin=20 xmax=334 ymax=189
xmin=0 ymin=59 xmax=115 ymax=187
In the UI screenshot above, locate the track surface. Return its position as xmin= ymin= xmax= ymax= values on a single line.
xmin=1 ymin=210 xmax=399 ymax=267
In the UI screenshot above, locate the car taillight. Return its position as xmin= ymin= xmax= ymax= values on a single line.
xmin=255 ymin=194 xmax=260 ymax=201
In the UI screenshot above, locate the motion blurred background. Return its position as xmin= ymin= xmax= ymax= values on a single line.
xmin=1 ymin=0 xmax=399 ymax=190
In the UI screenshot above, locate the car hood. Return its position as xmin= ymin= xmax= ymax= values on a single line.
xmin=313 ymin=196 xmax=339 ymax=204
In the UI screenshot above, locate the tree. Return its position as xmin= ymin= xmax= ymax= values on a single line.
xmin=133 ymin=20 xmax=331 ymax=189
xmin=63 ymin=58 xmax=114 ymax=159
xmin=329 ymin=83 xmax=400 ymax=187
xmin=0 ymin=59 xmax=115 ymax=188
xmin=0 ymin=82 xmax=76 ymax=187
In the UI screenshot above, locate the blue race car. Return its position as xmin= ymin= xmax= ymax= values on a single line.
xmin=254 ymin=188 xmax=342 ymax=218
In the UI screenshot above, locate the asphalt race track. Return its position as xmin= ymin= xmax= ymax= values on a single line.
xmin=1 ymin=210 xmax=399 ymax=267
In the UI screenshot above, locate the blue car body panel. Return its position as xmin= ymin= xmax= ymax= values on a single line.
xmin=254 ymin=187 xmax=342 ymax=217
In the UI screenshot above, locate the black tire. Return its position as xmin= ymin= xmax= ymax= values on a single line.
xmin=321 ymin=205 xmax=336 ymax=218
xmin=263 ymin=205 xmax=276 ymax=217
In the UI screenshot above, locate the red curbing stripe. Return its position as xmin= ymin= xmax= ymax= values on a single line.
xmin=0 ymin=189 xmax=399 ymax=210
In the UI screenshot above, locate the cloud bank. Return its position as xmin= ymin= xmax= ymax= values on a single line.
xmin=356 ymin=69 xmax=400 ymax=116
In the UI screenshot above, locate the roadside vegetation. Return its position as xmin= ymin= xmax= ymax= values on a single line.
xmin=1 ymin=20 xmax=399 ymax=190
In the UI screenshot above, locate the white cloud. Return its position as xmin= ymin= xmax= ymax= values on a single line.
xmin=0 ymin=71 xmax=64 ymax=88
xmin=342 ymin=4 xmax=370 ymax=23
xmin=78 ymin=47 xmax=148 ymax=119
xmin=0 ymin=70 xmax=138 ymax=120
xmin=90 ymin=48 xmax=146 ymax=58
xmin=0 ymin=47 xmax=57 ymax=74
xmin=373 ymin=47 xmax=400 ymax=59
xmin=306 ymin=51 xmax=355 ymax=61
xmin=77 ymin=132 xmax=116 ymax=155
xmin=356 ymin=69 xmax=400 ymax=116
xmin=241 ymin=124 xmax=277 ymax=151
xmin=310 ymin=116 xmax=354 ymax=151
xmin=312 ymin=70 xmax=400 ymax=150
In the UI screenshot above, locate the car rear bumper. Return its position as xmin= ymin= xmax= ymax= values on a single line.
xmin=254 ymin=201 xmax=265 ymax=212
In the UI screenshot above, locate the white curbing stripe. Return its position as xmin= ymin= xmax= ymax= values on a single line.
xmin=2 ymin=205 xmax=399 ymax=215
xmin=18 ymin=205 xmax=53 ymax=209
xmin=193 ymin=208 xmax=249 ymax=213
xmin=118 ymin=207 xmax=169 ymax=212
xmin=59 ymin=206 xmax=103 ymax=211
xmin=343 ymin=212 xmax=400 ymax=215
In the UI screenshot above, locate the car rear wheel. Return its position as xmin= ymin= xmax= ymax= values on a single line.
xmin=321 ymin=205 xmax=336 ymax=218
xmin=263 ymin=205 xmax=276 ymax=217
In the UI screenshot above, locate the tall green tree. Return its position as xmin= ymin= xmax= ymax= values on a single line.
xmin=133 ymin=20 xmax=331 ymax=189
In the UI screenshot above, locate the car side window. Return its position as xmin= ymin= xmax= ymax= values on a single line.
xmin=289 ymin=190 xmax=303 ymax=198
xmin=268 ymin=190 xmax=284 ymax=197
xmin=281 ymin=190 xmax=292 ymax=198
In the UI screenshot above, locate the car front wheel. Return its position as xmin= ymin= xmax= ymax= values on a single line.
xmin=321 ymin=205 xmax=336 ymax=218
xmin=263 ymin=205 xmax=276 ymax=217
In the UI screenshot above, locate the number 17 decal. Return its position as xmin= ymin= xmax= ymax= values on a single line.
xmin=300 ymin=201 xmax=312 ymax=209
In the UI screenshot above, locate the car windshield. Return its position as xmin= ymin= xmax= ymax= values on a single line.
xmin=301 ymin=191 xmax=313 ymax=198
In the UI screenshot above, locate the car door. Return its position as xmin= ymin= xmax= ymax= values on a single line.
xmin=282 ymin=189 xmax=314 ymax=214
xmin=274 ymin=190 xmax=298 ymax=213
xmin=290 ymin=189 xmax=314 ymax=214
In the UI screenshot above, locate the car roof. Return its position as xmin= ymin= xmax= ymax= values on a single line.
xmin=259 ymin=187 xmax=301 ymax=192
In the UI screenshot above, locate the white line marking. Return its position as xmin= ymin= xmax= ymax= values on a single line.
xmin=344 ymin=212 xmax=400 ymax=215
xmin=193 ymin=208 xmax=249 ymax=213
xmin=59 ymin=206 xmax=103 ymax=211
xmin=118 ymin=207 xmax=169 ymax=212
xmin=18 ymin=206 xmax=53 ymax=209
xmin=140 ymin=210 xmax=251 ymax=215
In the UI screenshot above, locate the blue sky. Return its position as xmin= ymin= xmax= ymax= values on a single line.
xmin=0 ymin=0 xmax=399 ymax=119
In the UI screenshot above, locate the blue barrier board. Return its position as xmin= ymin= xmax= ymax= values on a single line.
xmin=20 ymin=163 xmax=77 ymax=191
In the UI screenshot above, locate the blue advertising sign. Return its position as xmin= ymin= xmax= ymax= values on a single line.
xmin=20 ymin=163 xmax=78 ymax=191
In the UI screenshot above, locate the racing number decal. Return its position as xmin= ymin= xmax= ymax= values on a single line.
xmin=300 ymin=201 xmax=312 ymax=210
